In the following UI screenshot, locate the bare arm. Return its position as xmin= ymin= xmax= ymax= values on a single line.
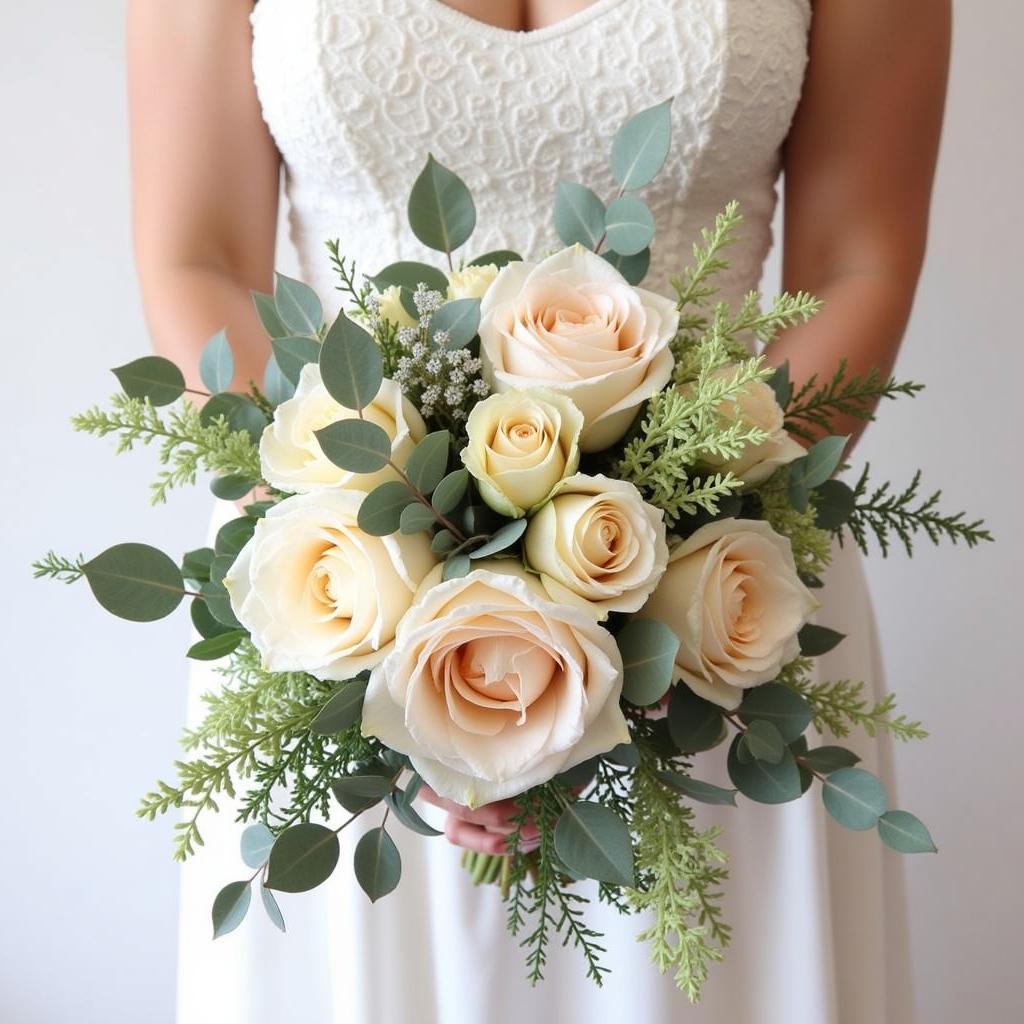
xmin=770 ymin=0 xmax=951 ymax=445
xmin=127 ymin=0 xmax=280 ymax=392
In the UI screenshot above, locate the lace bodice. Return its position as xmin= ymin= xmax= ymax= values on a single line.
xmin=251 ymin=0 xmax=811 ymax=311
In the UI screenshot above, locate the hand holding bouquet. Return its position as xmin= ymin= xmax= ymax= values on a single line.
xmin=36 ymin=100 xmax=991 ymax=1000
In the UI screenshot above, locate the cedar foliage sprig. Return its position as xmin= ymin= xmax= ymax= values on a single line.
xmin=844 ymin=464 xmax=993 ymax=557
xmin=784 ymin=359 xmax=925 ymax=442
xmin=31 ymin=551 xmax=85 ymax=584
xmin=71 ymin=394 xmax=262 ymax=504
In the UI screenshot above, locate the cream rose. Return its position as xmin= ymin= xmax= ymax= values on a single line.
xmin=376 ymin=285 xmax=417 ymax=328
xmin=259 ymin=363 xmax=425 ymax=494
xmin=447 ymin=263 xmax=499 ymax=301
xmin=224 ymin=490 xmax=436 ymax=680
xmin=524 ymin=473 xmax=669 ymax=619
xmin=704 ymin=368 xmax=805 ymax=485
xmin=479 ymin=245 xmax=678 ymax=453
xmin=642 ymin=519 xmax=818 ymax=710
xmin=461 ymin=388 xmax=584 ymax=517
xmin=361 ymin=561 xmax=629 ymax=806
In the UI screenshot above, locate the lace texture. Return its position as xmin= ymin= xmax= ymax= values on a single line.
xmin=251 ymin=0 xmax=812 ymax=312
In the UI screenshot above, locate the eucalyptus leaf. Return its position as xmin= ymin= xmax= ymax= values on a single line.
xmin=319 ymin=311 xmax=384 ymax=411
xmin=429 ymin=298 xmax=481 ymax=349
xmin=443 ymin=554 xmax=472 ymax=580
xmin=263 ymin=354 xmax=296 ymax=406
xmin=252 ymin=290 xmax=289 ymax=341
xmin=798 ymin=623 xmax=846 ymax=657
xmin=200 ymin=580 xmax=243 ymax=629
xmin=265 ymin=823 xmax=340 ymax=893
xmin=199 ymin=329 xmax=235 ymax=393
xmin=555 ymin=757 xmax=600 ymax=789
xmin=354 ymin=827 xmax=402 ymax=902
xmin=667 ymin=684 xmax=725 ymax=753
xmin=738 ymin=683 xmax=812 ymax=743
xmin=199 ymin=393 xmax=268 ymax=443
xmin=271 ymin=336 xmax=321 ymax=386
xmin=187 ymin=630 xmax=246 ymax=661
xmin=604 ymin=195 xmax=656 ymax=256
xmin=210 ymin=474 xmax=256 ymax=501
xmin=82 ymin=543 xmax=185 ymax=622
xmin=260 ymin=886 xmax=287 ymax=932
xmin=610 ymin=98 xmax=673 ymax=190
xmin=315 ymin=419 xmax=392 ymax=473
xmin=211 ymin=881 xmax=251 ymax=939
xmin=181 ymin=547 xmax=215 ymax=583
xmin=469 ymin=518 xmax=527 ymax=559
xmin=331 ymin=775 xmax=395 ymax=802
xmin=190 ymin=593 xmax=234 ymax=638
xmin=240 ymin=823 xmax=276 ymax=869
xmin=727 ymin=735 xmax=802 ymax=804
xmin=399 ymin=503 xmax=438 ymax=535
xmin=208 ymin=554 xmax=234 ymax=589
xmin=370 ymin=261 xmax=449 ymax=297
xmin=770 ymin=360 xmax=792 ymax=409
xmin=801 ymin=746 xmax=861 ymax=774
xmin=430 ymin=529 xmax=458 ymax=555
xmin=385 ymin=792 xmax=443 ymax=837
xmin=813 ymin=479 xmax=856 ymax=530
xmin=215 ymin=517 xmax=255 ymax=557
xmin=469 ymin=250 xmax=521 ymax=269
xmin=553 ymin=801 xmax=634 ymax=887
xmin=310 ymin=679 xmax=368 ymax=735
xmin=822 ymin=767 xmax=888 ymax=831
xmin=617 ymin=618 xmax=679 ymax=706
xmin=408 ymin=154 xmax=476 ymax=255
xmin=740 ymin=720 xmax=786 ymax=764
xmin=790 ymin=435 xmax=849 ymax=493
xmin=877 ymin=810 xmax=937 ymax=854
xmin=274 ymin=273 xmax=323 ymax=336
xmin=606 ymin=742 xmax=641 ymax=768
xmin=553 ymin=181 xmax=606 ymax=249
xmin=657 ymin=770 xmax=737 ymax=807
xmin=601 ymin=247 xmax=650 ymax=285
xmin=431 ymin=469 xmax=469 ymax=515
xmin=112 ymin=356 xmax=184 ymax=406
xmin=357 ymin=481 xmax=416 ymax=536
xmin=405 ymin=430 xmax=451 ymax=493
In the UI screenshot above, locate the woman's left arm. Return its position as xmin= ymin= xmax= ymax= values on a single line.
xmin=769 ymin=0 xmax=952 ymax=446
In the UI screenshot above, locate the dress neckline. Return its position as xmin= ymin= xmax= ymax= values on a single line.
xmin=415 ymin=0 xmax=632 ymax=45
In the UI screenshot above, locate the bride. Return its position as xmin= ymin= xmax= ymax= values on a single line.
xmin=127 ymin=1 xmax=949 ymax=1021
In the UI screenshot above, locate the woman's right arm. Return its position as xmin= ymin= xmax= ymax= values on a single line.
xmin=127 ymin=0 xmax=280 ymax=391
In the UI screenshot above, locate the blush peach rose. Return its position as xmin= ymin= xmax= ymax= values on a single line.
xmin=478 ymin=245 xmax=678 ymax=453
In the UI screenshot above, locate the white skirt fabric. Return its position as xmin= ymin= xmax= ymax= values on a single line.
xmin=177 ymin=508 xmax=913 ymax=1024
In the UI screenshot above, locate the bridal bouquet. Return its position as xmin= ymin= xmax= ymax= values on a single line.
xmin=36 ymin=101 xmax=991 ymax=998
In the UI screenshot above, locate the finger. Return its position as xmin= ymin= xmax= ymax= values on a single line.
xmin=419 ymin=787 xmax=522 ymax=830
xmin=444 ymin=815 xmax=508 ymax=855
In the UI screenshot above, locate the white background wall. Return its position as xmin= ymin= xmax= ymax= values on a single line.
xmin=0 ymin=2 xmax=1018 ymax=1021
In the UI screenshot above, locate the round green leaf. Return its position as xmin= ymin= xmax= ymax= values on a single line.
xmin=385 ymin=791 xmax=443 ymax=838
xmin=215 ymin=516 xmax=256 ymax=558
xmin=801 ymin=745 xmax=861 ymax=775
xmin=252 ymin=290 xmax=289 ymax=341
xmin=553 ymin=801 xmax=635 ymax=887
xmin=263 ymin=354 xmax=297 ymax=406
xmin=617 ymin=618 xmax=679 ymax=706
xmin=310 ymin=679 xmax=369 ymax=735
xmin=769 ymin=360 xmax=792 ymax=409
xmin=112 ymin=356 xmax=184 ymax=407
xmin=408 ymin=154 xmax=476 ymax=255
xmin=798 ymin=623 xmax=846 ymax=657
xmin=274 ymin=273 xmax=323 ymax=336
xmin=822 ymin=767 xmax=888 ymax=831
xmin=813 ymin=479 xmax=856 ymax=530
xmin=399 ymin=503 xmax=438 ymax=535
xmin=332 ymin=775 xmax=394 ymax=802
xmin=211 ymin=881 xmax=251 ymax=939
xmin=667 ymin=684 xmax=725 ymax=753
xmin=443 ymin=553 xmax=472 ymax=581
xmin=265 ymin=823 xmax=340 ymax=894
xmin=260 ymin=886 xmax=287 ymax=932
xmin=790 ymin=435 xmax=849 ymax=492
xmin=738 ymin=683 xmax=813 ymax=743
xmin=431 ymin=469 xmax=469 ymax=515
xmin=82 ymin=543 xmax=184 ymax=622
xmin=877 ymin=810 xmax=936 ymax=854
xmin=429 ymin=298 xmax=481 ymax=349
xmin=319 ymin=312 xmax=383 ymax=411
xmin=430 ymin=529 xmax=458 ymax=555
xmin=240 ymin=823 xmax=276 ymax=869
xmin=200 ymin=580 xmax=242 ymax=629
xmin=469 ymin=250 xmax=521 ymax=269
xmin=553 ymin=181 xmax=606 ymax=250
xmin=370 ymin=261 xmax=449 ymax=297
xmin=271 ymin=336 xmax=321 ymax=386
xmin=190 ymin=592 xmax=233 ymax=638
xmin=727 ymin=735 xmax=802 ymax=804
xmin=740 ymin=720 xmax=786 ymax=764
xmin=181 ymin=547 xmax=215 ymax=584
xmin=199 ymin=329 xmax=235 ymax=394
xmin=554 ymin=756 xmax=600 ymax=790
xmin=610 ymin=98 xmax=673 ymax=190
xmin=354 ymin=827 xmax=403 ymax=902
xmin=199 ymin=393 xmax=268 ymax=443
xmin=315 ymin=419 xmax=392 ymax=473
xmin=357 ymin=481 xmax=416 ymax=536
xmin=657 ymin=770 xmax=737 ymax=807
xmin=187 ymin=630 xmax=246 ymax=661
xmin=604 ymin=195 xmax=656 ymax=256
xmin=468 ymin=518 xmax=528 ymax=559
xmin=405 ymin=430 xmax=451 ymax=494
xmin=210 ymin=474 xmax=257 ymax=501
xmin=606 ymin=742 xmax=641 ymax=768
xmin=601 ymin=247 xmax=650 ymax=285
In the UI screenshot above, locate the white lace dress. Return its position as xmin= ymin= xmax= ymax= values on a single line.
xmin=177 ymin=1 xmax=914 ymax=1020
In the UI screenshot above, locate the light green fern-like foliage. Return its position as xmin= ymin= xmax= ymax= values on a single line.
xmin=757 ymin=467 xmax=834 ymax=580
